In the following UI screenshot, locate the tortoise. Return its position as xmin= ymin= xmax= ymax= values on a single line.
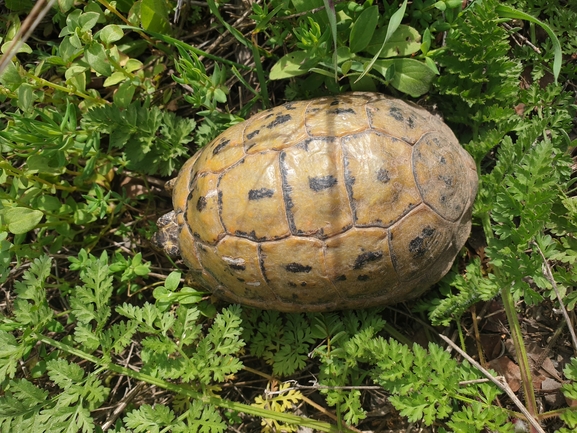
xmin=153 ymin=92 xmax=478 ymax=313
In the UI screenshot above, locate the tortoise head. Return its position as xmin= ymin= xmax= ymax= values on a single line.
xmin=151 ymin=210 xmax=180 ymax=258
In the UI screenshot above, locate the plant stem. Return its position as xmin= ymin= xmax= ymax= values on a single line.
xmin=480 ymin=211 xmax=539 ymax=428
xmin=26 ymin=73 xmax=108 ymax=105
xmin=36 ymin=334 xmax=350 ymax=433
xmin=500 ymin=285 xmax=538 ymax=419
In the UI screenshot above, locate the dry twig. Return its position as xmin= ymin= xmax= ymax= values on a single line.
xmin=533 ymin=241 xmax=577 ymax=352
xmin=438 ymin=333 xmax=546 ymax=433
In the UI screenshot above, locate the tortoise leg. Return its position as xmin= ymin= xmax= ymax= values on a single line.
xmin=152 ymin=211 xmax=180 ymax=257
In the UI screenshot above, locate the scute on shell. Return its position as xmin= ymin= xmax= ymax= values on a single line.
xmin=155 ymin=92 xmax=478 ymax=312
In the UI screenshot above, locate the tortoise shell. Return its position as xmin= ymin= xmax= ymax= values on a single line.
xmin=154 ymin=92 xmax=478 ymax=312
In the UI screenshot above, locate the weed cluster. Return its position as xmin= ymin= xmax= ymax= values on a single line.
xmin=1 ymin=0 xmax=576 ymax=431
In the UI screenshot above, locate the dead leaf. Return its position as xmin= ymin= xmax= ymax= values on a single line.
xmin=489 ymin=356 xmax=521 ymax=392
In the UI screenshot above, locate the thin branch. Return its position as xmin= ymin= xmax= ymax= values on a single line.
xmin=101 ymin=382 xmax=146 ymax=431
xmin=0 ymin=0 xmax=56 ymax=74
xmin=438 ymin=333 xmax=546 ymax=433
xmin=502 ymin=22 xmax=542 ymax=54
xmin=533 ymin=241 xmax=577 ymax=352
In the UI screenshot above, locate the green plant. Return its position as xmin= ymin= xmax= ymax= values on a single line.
xmin=268 ymin=0 xmax=454 ymax=97
xmin=2 ymin=0 xmax=577 ymax=431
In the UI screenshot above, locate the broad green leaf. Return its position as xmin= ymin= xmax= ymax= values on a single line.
xmin=0 ymin=41 xmax=32 ymax=54
xmin=213 ymin=88 xmax=227 ymax=103
xmin=178 ymin=287 xmax=205 ymax=305
xmin=164 ymin=271 xmax=181 ymax=291
xmin=99 ymin=24 xmax=124 ymax=45
xmin=0 ymin=61 xmax=22 ymax=90
xmin=124 ymin=58 xmax=143 ymax=73
xmin=365 ymin=25 xmax=421 ymax=57
xmin=355 ymin=0 xmax=407 ymax=83
xmin=373 ymin=58 xmax=435 ymax=97
xmin=113 ymin=80 xmax=136 ymax=108
xmin=421 ymin=27 xmax=432 ymax=55
xmin=433 ymin=1 xmax=446 ymax=11
xmin=27 ymin=153 xmax=66 ymax=174
xmin=349 ymin=75 xmax=377 ymax=92
xmin=349 ymin=5 xmax=379 ymax=53
xmin=65 ymin=64 xmax=87 ymax=78
xmin=65 ymin=64 xmax=87 ymax=92
xmin=341 ymin=60 xmax=352 ymax=74
xmin=424 ymin=56 xmax=440 ymax=75
xmin=4 ymin=207 xmax=43 ymax=234
xmin=103 ymin=71 xmax=126 ymax=87
xmin=5 ymin=0 xmax=34 ymax=12
xmin=335 ymin=46 xmax=352 ymax=64
xmin=33 ymin=195 xmax=62 ymax=212
xmin=444 ymin=0 xmax=463 ymax=8
xmin=16 ymin=83 xmax=34 ymax=112
xmin=79 ymin=11 xmax=100 ymax=31
xmin=85 ymin=42 xmax=112 ymax=76
xmin=495 ymin=5 xmax=561 ymax=84
xmin=68 ymin=32 xmax=83 ymax=49
xmin=65 ymin=8 xmax=82 ymax=29
xmin=59 ymin=36 xmax=82 ymax=63
xmin=141 ymin=0 xmax=170 ymax=33
xmin=115 ymin=0 xmax=134 ymax=13
xmin=270 ymin=51 xmax=309 ymax=79
xmin=58 ymin=0 xmax=74 ymax=13
xmin=67 ymin=73 xmax=86 ymax=93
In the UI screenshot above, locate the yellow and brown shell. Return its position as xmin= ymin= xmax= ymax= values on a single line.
xmin=154 ymin=92 xmax=478 ymax=312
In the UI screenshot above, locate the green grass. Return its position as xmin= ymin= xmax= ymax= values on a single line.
xmin=1 ymin=0 xmax=577 ymax=431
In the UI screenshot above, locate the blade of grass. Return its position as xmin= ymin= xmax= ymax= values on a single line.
xmin=323 ymin=0 xmax=338 ymax=82
xmin=495 ymin=5 xmax=562 ymax=84
xmin=231 ymin=66 xmax=259 ymax=96
xmin=254 ymin=0 xmax=290 ymax=33
xmin=500 ymin=283 xmax=539 ymax=424
xmin=119 ymin=25 xmax=251 ymax=71
xmin=355 ymin=0 xmax=407 ymax=83
xmin=206 ymin=0 xmax=269 ymax=108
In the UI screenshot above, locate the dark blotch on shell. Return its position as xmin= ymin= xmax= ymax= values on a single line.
xmin=212 ymin=139 xmax=230 ymax=155
xmin=408 ymin=227 xmax=436 ymax=259
xmin=353 ymin=251 xmax=383 ymax=269
xmin=376 ymin=168 xmax=391 ymax=183
xmin=247 ymin=130 xmax=260 ymax=140
xmin=248 ymin=188 xmax=275 ymax=200
xmin=235 ymin=229 xmax=267 ymax=242
xmin=309 ymin=175 xmax=338 ymax=192
xmin=285 ymin=263 xmax=312 ymax=273
xmin=390 ymin=107 xmax=403 ymax=122
xmin=267 ymin=114 xmax=292 ymax=129
xmin=196 ymin=196 xmax=207 ymax=212
xmin=438 ymin=175 xmax=453 ymax=186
